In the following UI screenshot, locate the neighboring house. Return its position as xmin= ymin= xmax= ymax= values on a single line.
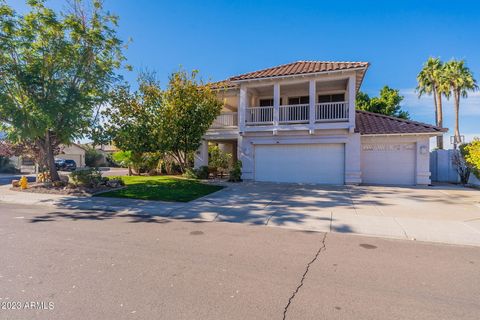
xmin=195 ymin=61 xmax=446 ymax=185
xmin=56 ymin=143 xmax=87 ymax=168
xmin=82 ymin=143 xmax=119 ymax=166
xmin=3 ymin=141 xmax=87 ymax=172
xmin=94 ymin=143 xmax=119 ymax=155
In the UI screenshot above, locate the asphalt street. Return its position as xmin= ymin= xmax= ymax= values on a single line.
xmin=0 ymin=175 xmax=35 ymax=186
xmin=0 ymin=202 xmax=479 ymax=319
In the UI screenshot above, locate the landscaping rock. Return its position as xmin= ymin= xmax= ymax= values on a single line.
xmin=11 ymin=180 xmax=19 ymax=188
xmin=106 ymin=180 xmax=121 ymax=188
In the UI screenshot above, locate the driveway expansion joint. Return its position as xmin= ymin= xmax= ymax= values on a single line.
xmin=282 ymin=232 xmax=327 ymax=320
xmin=264 ymin=185 xmax=292 ymax=226
xmin=345 ymin=185 xmax=359 ymax=215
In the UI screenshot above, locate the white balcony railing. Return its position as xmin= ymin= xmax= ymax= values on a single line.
xmin=315 ymin=102 xmax=349 ymax=122
xmin=246 ymin=106 xmax=274 ymax=125
xmin=241 ymin=102 xmax=349 ymax=127
xmin=279 ymin=104 xmax=309 ymax=124
xmin=211 ymin=112 xmax=238 ymax=128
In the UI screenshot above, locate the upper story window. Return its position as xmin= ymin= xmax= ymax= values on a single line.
xmin=287 ymin=96 xmax=309 ymax=105
xmin=259 ymin=98 xmax=283 ymax=106
xmin=259 ymin=99 xmax=273 ymax=107
xmin=318 ymin=93 xmax=345 ymax=103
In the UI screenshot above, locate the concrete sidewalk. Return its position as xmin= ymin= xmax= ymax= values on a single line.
xmin=1 ymin=183 xmax=480 ymax=247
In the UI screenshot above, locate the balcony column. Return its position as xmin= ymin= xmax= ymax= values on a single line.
xmin=348 ymin=74 xmax=356 ymax=132
xmin=309 ymin=79 xmax=316 ymax=133
xmin=239 ymin=85 xmax=247 ymax=132
xmin=273 ymin=82 xmax=280 ymax=129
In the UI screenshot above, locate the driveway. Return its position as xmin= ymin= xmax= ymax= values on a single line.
xmin=168 ymin=182 xmax=480 ymax=246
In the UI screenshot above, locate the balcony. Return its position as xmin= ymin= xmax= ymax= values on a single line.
xmin=211 ymin=112 xmax=238 ymax=129
xmin=245 ymin=102 xmax=349 ymax=125
xmin=246 ymin=107 xmax=273 ymax=125
xmin=315 ymin=102 xmax=349 ymax=122
xmin=280 ymin=104 xmax=309 ymax=124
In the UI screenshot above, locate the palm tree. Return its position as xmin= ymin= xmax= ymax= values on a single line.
xmin=443 ymin=59 xmax=478 ymax=148
xmin=417 ymin=57 xmax=448 ymax=149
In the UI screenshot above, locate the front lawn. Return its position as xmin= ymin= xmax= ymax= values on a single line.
xmin=96 ymin=176 xmax=223 ymax=202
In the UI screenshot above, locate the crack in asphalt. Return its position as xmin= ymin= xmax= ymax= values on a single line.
xmin=282 ymin=232 xmax=327 ymax=320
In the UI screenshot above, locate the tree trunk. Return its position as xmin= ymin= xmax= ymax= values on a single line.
xmin=432 ymin=88 xmax=439 ymax=126
xmin=435 ymin=91 xmax=444 ymax=149
xmin=454 ymin=90 xmax=461 ymax=149
xmin=45 ymin=131 xmax=60 ymax=181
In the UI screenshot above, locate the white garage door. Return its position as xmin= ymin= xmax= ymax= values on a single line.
xmin=254 ymin=144 xmax=345 ymax=184
xmin=361 ymin=143 xmax=416 ymax=185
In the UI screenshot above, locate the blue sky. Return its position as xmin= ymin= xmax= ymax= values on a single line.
xmin=9 ymin=0 xmax=480 ymax=146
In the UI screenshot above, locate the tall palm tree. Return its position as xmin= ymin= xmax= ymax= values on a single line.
xmin=417 ymin=57 xmax=448 ymax=149
xmin=444 ymin=59 xmax=478 ymax=148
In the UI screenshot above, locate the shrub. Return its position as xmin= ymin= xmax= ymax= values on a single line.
xmin=196 ymin=166 xmax=209 ymax=179
xmin=182 ymin=166 xmax=209 ymax=179
xmin=108 ymin=176 xmax=125 ymax=186
xmin=69 ymin=168 xmax=104 ymax=187
xmin=52 ymin=180 xmax=66 ymax=187
xmin=183 ymin=168 xmax=198 ymax=179
xmin=453 ymin=145 xmax=471 ymax=184
xmin=208 ymin=145 xmax=232 ymax=177
xmin=85 ymin=148 xmax=104 ymax=167
xmin=228 ymin=160 xmax=242 ymax=182
xmin=463 ymin=138 xmax=480 ymax=179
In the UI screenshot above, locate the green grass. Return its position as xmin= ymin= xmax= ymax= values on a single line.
xmin=96 ymin=176 xmax=223 ymax=202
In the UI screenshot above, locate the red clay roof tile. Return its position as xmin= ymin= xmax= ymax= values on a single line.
xmin=355 ymin=110 xmax=447 ymax=135
xmin=229 ymin=61 xmax=369 ymax=81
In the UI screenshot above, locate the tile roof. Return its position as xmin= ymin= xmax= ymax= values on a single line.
xmin=209 ymin=80 xmax=236 ymax=90
xmin=229 ymin=61 xmax=369 ymax=81
xmin=211 ymin=61 xmax=369 ymax=92
xmin=355 ymin=110 xmax=447 ymax=135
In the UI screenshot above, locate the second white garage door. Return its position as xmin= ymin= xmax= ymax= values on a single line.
xmin=254 ymin=143 xmax=345 ymax=184
xmin=361 ymin=143 xmax=416 ymax=185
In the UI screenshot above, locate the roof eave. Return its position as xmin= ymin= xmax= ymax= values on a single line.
xmin=229 ymin=66 xmax=369 ymax=84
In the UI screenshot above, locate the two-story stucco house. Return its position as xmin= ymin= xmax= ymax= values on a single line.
xmin=194 ymin=61 xmax=446 ymax=185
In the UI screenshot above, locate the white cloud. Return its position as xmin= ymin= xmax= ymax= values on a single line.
xmin=401 ymin=88 xmax=480 ymax=117
xmin=400 ymin=88 xmax=480 ymax=142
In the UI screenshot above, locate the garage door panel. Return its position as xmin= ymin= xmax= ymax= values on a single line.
xmin=361 ymin=143 xmax=415 ymax=185
xmin=254 ymin=144 xmax=345 ymax=184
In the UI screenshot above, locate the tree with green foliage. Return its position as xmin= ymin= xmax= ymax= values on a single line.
xmin=356 ymin=86 xmax=409 ymax=119
xmin=208 ymin=145 xmax=232 ymax=177
xmin=103 ymin=72 xmax=164 ymax=175
xmin=0 ymin=0 xmax=125 ymax=181
xmin=443 ymin=59 xmax=478 ymax=148
xmin=157 ymin=70 xmax=223 ymax=172
xmin=104 ymin=72 xmax=162 ymax=158
xmin=112 ymin=150 xmax=136 ymax=175
xmin=417 ymin=57 xmax=449 ymax=149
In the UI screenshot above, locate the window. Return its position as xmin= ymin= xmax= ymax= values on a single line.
xmin=259 ymin=99 xmax=273 ymax=107
xmin=287 ymin=96 xmax=309 ymax=105
xmin=259 ymin=98 xmax=283 ymax=106
xmin=317 ymin=93 xmax=345 ymax=103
